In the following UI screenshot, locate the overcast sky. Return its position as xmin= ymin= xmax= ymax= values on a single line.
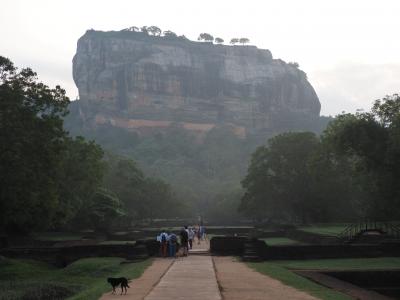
xmin=1 ymin=0 xmax=400 ymax=116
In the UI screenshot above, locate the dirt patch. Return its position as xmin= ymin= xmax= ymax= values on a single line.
xmin=213 ymin=256 xmax=318 ymax=300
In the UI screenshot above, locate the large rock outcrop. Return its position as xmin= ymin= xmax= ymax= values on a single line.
xmin=72 ymin=30 xmax=320 ymax=136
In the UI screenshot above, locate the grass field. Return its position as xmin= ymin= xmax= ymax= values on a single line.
xmin=298 ymin=224 xmax=349 ymax=236
xmin=262 ymin=237 xmax=306 ymax=245
xmin=248 ymin=257 xmax=400 ymax=300
xmin=272 ymin=257 xmax=400 ymax=270
xmin=0 ymin=257 xmax=151 ymax=300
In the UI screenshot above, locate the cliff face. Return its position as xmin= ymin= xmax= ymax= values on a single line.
xmin=72 ymin=30 xmax=320 ymax=136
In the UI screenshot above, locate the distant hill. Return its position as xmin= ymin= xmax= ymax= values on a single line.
xmin=65 ymin=29 xmax=331 ymax=215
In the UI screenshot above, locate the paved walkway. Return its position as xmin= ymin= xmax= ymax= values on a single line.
xmin=213 ymin=256 xmax=318 ymax=300
xmin=145 ymin=255 xmax=221 ymax=300
xmin=99 ymin=239 xmax=319 ymax=300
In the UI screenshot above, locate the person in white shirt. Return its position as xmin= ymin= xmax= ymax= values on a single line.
xmin=159 ymin=230 xmax=168 ymax=257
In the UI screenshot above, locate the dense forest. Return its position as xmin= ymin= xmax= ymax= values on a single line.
xmin=66 ymin=92 xmax=400 ymax=225
xmin=240 ymin=94 xmax=400 ymax=223
xmin=65 ymin=105 xmax=331 ymax=224
xmin=0 ymin=56 xmax=184 ymax=234
xmin=1 ymin=56 xmax=399 ymax=235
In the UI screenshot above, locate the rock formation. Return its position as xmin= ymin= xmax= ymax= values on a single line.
xmin=72 ymin=30 xmax=320 ymax=136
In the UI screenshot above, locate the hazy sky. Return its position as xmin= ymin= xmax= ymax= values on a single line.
xmin=1 ymin=0 xmax=400 ymax=116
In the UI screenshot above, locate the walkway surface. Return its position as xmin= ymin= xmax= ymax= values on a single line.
xmin=100 ymin=239 xmax=319 ymax=300
xmin=213 ymin=256 xmax=318 ymax=300
xmin=145 ymin=255 xmax=221 ymax=300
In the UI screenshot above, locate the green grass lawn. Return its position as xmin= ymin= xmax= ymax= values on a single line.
xmin=273 ymin=257 xmax=400 ymax=270
xmin=262 ymin=237 xmax=306 ymax=246
xmin=248 ymin=257 xmax=400 ymax=300
xmin=0 ymin=257 xmax=151 ymax=300
xmin=298 ymin=224 xmax=349 ymax=236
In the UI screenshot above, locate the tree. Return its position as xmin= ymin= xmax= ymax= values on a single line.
xmin=55 ymin=136 xmax=105 ymax=228
xmin=321 ymin=95 xmax=400 ymax=219
xmin=240 ymin=132 xmax=321 ymax=223
xmin=372 ymin=93 xmax=400 ymax=127
xmin=215 ymin=37 xmax=224 ymax=44
xmin=140 ymin=26 xmax=148 ymax=34
xmin=103 ymin=154 xmax=184 ymax=221
xmin=230 ymin=38 xmax=239 ymax=45
xmin=307 ymin=139 xmax=364 ymax=221
xmin=122 ymin=26 xmax=139 ymax=32
xmin=103 ymin=156 xmax=145 ymax=219
xmin=239 ymin=38 xmax=250 ymax=45
xmin=141 ymin=178 xmax=183 ymax=219
xmin=288 ymin=62 xmax=299 ymax=68
xmin=88 ymin=188 xmax=124 ymax=232
xmin=163 ymin=30 xmax=177 ymax=38
xmin=197 ymin=33 xmax=214 ymax=42
xmin=0 ymin=56 xmax=69 ymax=233
xmin=205 ymin=189 xmax=243 ymax=223
xmin=147 ymin=26 xmax=162 ymax=36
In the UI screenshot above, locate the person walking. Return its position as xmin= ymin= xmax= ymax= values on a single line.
xmin=188 ymin=227 xmax=195 ymax=249
xmin=180 ymin=226 xmax=189 ymax=256
xmin=168 ymin=232 xmax=177 ymax=257
xmin=197 ymin=225 xmax=201 ymax=244
xmin=160 ymin=230 xmax=168 ymax=257
xmin=201 ymin=225 xmax=207 ymax=240
xmin=198 ymin=225 xmax=206 ymax=241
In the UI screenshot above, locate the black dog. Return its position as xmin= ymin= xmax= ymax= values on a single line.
xmin=107 ymin=277 xmax=130 ymax=295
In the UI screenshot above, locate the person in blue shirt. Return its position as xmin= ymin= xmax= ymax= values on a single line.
xmin=168 ymin=232 xmax=177 ymax=257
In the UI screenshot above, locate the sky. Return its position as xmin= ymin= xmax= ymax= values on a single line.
xmin=1 ymin=0 xmax=400 ymax=116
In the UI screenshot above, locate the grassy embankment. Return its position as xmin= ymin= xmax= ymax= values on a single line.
xmin=249 ymin=257 xmax=400 ymax=300
xmin=298 ymin=224 xmax=349 ymax=236
xmin=0 ymin=257 xmax=151 ymax=300
xmin=262 ymin=237 xmax=307 ymax=245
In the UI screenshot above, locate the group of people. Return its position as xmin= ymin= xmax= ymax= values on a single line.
xmin=157 ymin=225 xmax=206 ymax=257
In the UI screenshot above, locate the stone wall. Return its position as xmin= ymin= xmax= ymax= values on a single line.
xmin=0 ymin=239 xmax=157 ymax=266
xmin=209 ymin=236 xmax=400 ymax=260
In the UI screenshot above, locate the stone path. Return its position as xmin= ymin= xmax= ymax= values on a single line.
xmin=100 ymin=239 xmax=319 ymax=300
xmin=145 ymin=255 xmax=221 ymax=300
xmin=213 ymin=256 xmax=318 ymax=300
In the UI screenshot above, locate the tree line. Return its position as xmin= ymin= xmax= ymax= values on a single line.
xmin=0 ymin=56 xmax=185 ymax=234
xmin=121 ymin=25 xmax=176 ymax=38
xmin=120 ymin=25 xmax=250 ymax=45
xmin=239 ymin=94 xmax=400 ymax=224
xmin=197 ymin=33 xmax=250 ymax=45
